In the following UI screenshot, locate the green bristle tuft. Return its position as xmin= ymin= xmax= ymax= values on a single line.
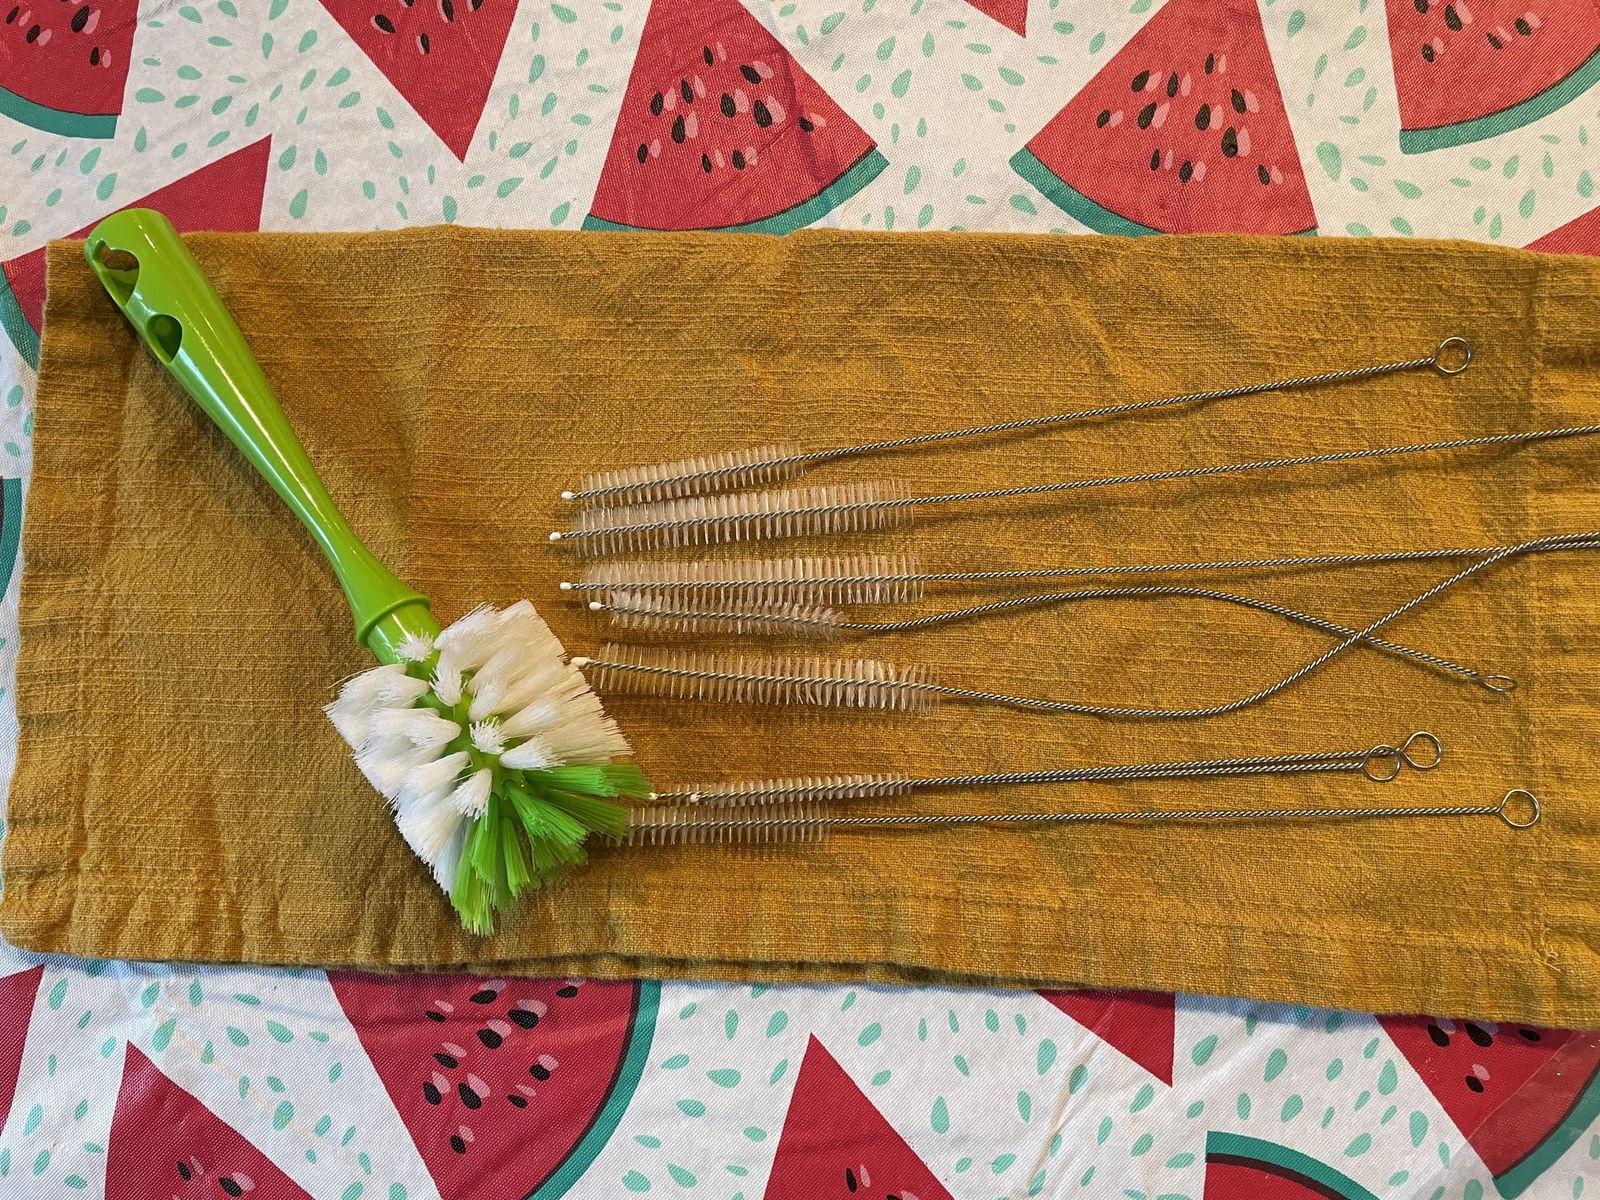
xmin=507 ymin=782 xmax=590 ymax=846
xmin=540 ymin=788 xmax=631 ymax=839
xmin=501 ymin=816 xmax=533 ymax=896
xmin=600 ymin=762 xmax=652 ymax=798
xmin=535 ymin=765 xmax=612 ymax=795
xmin=450 ymin=851 xmax=493 ymax=937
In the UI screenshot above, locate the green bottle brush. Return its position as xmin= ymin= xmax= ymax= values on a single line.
xmin=85 ymin=208 xmax=649 ymax=935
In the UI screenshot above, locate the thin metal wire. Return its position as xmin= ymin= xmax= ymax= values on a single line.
xmin=564 ymin=338 xmax=1468 ymax=503
xmin=552 ymin=424 xmax=1600 ymax=544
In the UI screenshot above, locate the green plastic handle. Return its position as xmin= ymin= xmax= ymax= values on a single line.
xmin=85 ymin=208 xmax=438 ymax=663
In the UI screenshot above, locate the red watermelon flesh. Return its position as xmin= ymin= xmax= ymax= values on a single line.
xmin=0 ymin=0 xmax=136 ymax=138
xmin=0 ymin=966 xmax=43 ymax=1127
xmin=329 ymin=973 xmax=655 ymax=1200
xmin=585 ymin=0 xmax=887 ymax=232
xmin=764 ymin=1035 xmax=953 ymax=1200
xmin=1204 ymin=1132 xmax=1379 ymax=1200
xmin=1379 ymin=1015 xmax=1600 ymax=1193
xmin=1528 ymin=205 xmax=1600 ymax=255
xmin=960 ymin=0 xmax=1026 ymax=37
xmin=318 ymin=0 xmax=518 ymax=161
xmin=1385 ymin=0 xmax=1600 ymax=154
xmin=1037 ymin=988 xmax=1176 ymax=1084
xmin=0 ymin=135 xmax=272 ymax=370
xmin=1010 ymin=0 xmax=1316 ymax=236
xmin=106 ymin=1045 xmax=312 ymax=1199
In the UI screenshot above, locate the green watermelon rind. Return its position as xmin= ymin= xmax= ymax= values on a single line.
xmin=529 ymin=979 xmax=661 ymax=1200
xmin=0 ymin=268 xmax=40 ymax=370
xmin=1206 ymin=1131 xmax=1381 ymax=1200
xmin=1399 ymin=44 xmax=1600 ymax=154
xmin=0 ymin=83 xmax=116 ymax=140
xmin=0 ymin=478 xmax=22 ymax=602
xmin=1010 ymin=146 xmax=1318 ymax=237
xmin=582 ymin=147 xmax=889 ymax=234
xmin=1492 ymin=1056 xmax=1600 ymax=1200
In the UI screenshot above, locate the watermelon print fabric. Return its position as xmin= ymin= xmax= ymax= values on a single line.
xmin=0 ymin=0 xmax=1599 ymax=1195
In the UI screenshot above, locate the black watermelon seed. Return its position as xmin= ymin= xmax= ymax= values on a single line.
xmin=1130 ymin=69 xmax=1149 ymax=92
xmin=458 ymin=1083 xmax=483 ymax=1109
xmin=1220 ymin=126 xmax=1239 ymax=157
xmin=477 ymin=1028 xmax=504 ymax=1049
xmin=1137 ymin=101 xmax=1157 ymax=129
xmin=732 ymin=150 xmax=747 ymax=169
xmin=1149 ymin=150 xmax=1161 ymax=170
xmin=221 ymin=1180 xmax=244 ymax=1199
xmin=440 ymin=0 xmax=453 ymax=19
xmin=1231 ymin=88 xmax=1246 ymax=113
xmin=740 ymin=64 xmax=761 ymax=84
xmin=1487 ymin=31 xmax=1503 ymax=48
xmin=530 ymin=1063 xmax=552 ymax=1081
xmin=670 ymin=114 xmax=686 ymax=143
xmin=753 ymin=100 xmax=772 ymax=127
xmin=1427 ymin=1023 xmax=1451 ymax=1047
xmin=3 ymin=7 xmax=16 ymax=24
xmin=401 ymin=0 xmax=413 ymax=6
xmin=471 ymin=0 xmax=483 ymax=8
xmin=1465 ymin=1076 xmax=1485 ymax=1093
xmin=177 ymin=1162 xmax=191 ymax=1181
xmin=845 ymin=1167 xmax=859 ymax=1192
xmin=556 ymin=985 xmax=580 ymax=998
xmin=1465 ymin=1023 xmax=1493 ymax=1047
xmin=1195 ymin=105 xmax=1210 ymax=130
xmin=700 ymin=152 xmax=712 ymax=172
xmin=1204 ymin=52 xmax=1215 ymax=73
xmin=89 ymin=45 xmax=101 ymax=64
xmin=636 ymin=143 xmax=649 ymax=163
xmin=703 ymin=45 xmax=714 ymax=64
xmin=1095 ymin=108 xmax=1111 ymax=128
xmin=1257 ymin=163 xmax=1271 ymax=184
xmin=417 ymin=30 xmax=429 ymax=52
xmin=450 ymin=1135 xmax=467 ymax=1155
xmin=469 ymin=989 xmax=498 ymax=1004
xmin=71 ymin=5 xmax=89 ymax=31
xmin=1519 ymin=1028 xmax=1542 ymax=1042
xmin=434 ymin=1052 xmax=459 ymax=1068
xmin=425 ymin=1011 xmax=447 ymax=1023
xmin=1515 ymin=16 xmax=1532 ymax=33
xmin=1166 ymin=72 xmax=1178 ymax=97
xmin=649 ymin=91 xmax=664 ymax=116
xmin=681 ymin=79 xmax=694 ymax=103
xmin=423 ymin=1081 xmax=442 ymax=1105
xmin=1179 ymin=161 xmax=1194 ymax=182
xmin=509 ymin=1009 xmax=540 ymax=1029
xmin=798 ymin=116 xmax=815 ymax=132
xmin=720 ymin=92 xmax=735 ymax=117
xmin=371 ymin=11 xmax=395 ymax=30
xmin=1421 ymin=42 xmax=1436 ymax=61
xmin=25 ymin=22 xmax=39 ymax=42
xmin=508 ymin=1094 xmax=529 ymax=1108
xmin=1444 ymin=4 xmax=1462 ymax=30
xmin=888 ymin=1196 xmax=902 ymax=1200
xmin=1414 ymin=0 xmax=1429 ymax=10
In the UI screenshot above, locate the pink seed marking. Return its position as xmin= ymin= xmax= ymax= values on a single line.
xmin=734 ymin=88 xmax=750 ymax=113
xmin=467 ymin=1073 xmax=490 ymax=1096
xmin=1455 ymin=1 xmax=1472 ymax=21
xmin=1162 ymin=148 xmax=1173 ymax=168
xmin=765 ymin=96 xmax=786 ymax=123
xmin=233 ymin=1176 xmax=256 ymax=1193
xmin=1269 ymin=165 xmax=1282 ymax=184
xmin=1431 ymin=35 xmax=1445 ymax=53
xmin=435 ymin=1001 xmax=455 ymax=1014
xmin=432 ymin=1071 xmax=450 ymax=1091
xmin=1525 ymin=11 xmax=1540 ymax=28
xmin=1473 ymin=1063 xmax=1491 ymax=1080
xmin=514 ymin=999 xmax=548 ymax=1017
xmin=1192 ymin=160 xmax=1208 ymax=182
xmin=538 ymin=1054 xmax=559 ymax=1070
xmin=1237 ymin=126 xmax=1251 ymax=155
xmin=713 ymin=149 xmax=725 ymax=167
xmin=1244 ymin=88 xmax=1259 ymax=113
xmin=664 ymin=89 xmax=676 ymax=111
xmin=693 ymin=74 xmax=706 ymax=97
xmin=744 ymin=145 xmax=758 ymax=166
xmin=810 ymin=112 xmax=828 ymax=128
xmin=753 ymin=60 xmax=773 ymax=79
xmin=81 ymin=9 xmax=98 ymax=33
xmin=486 ymin=1019 xmax=512 ymax=1037
xmin=685 ymin=112 xmax=699 ymax=138
xmin=1218 ymin=53 xmax=1228 ymax=73
xmin=516 ymin=1083 xmax=539 ymax=1097
xmin=649 ymin=138 xmax=661 ymax=158
xmin=458 ymin=1125 xmax=475 ymax=1144
xmin=1438 ymin=1018 xmax=1458 ymax=1033
xmin=1108 ymin=110 xmax=1123 ymax=127
xmin=1151 ymin=102 xmax=1169 ymax=129
xmin=1179 ymin=72 xmax=1191 ymax=96
xmin=716 ymin=41 xmax=726 ymax=58
xmin=443 ymin=1042 xmax=468 ymax=1058
xmin=860 ymin=1165 xmax=872 ymax=1188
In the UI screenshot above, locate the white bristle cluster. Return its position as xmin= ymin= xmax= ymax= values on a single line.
xmin=622 ymin=801 xmax=832 ymax=845
xmin=578 ymin=644 xmax=937 ymax=712
xmin=596 ymin=590 xmax=845 ymax=638
xmin=553 ymin=481 xmax=915 ymax=556
xmin=325 ymin=601 xmax=632 ymax=892
xmin=566 ymin=443 xmax=806 ymax=506
xmin=568 ymin=554 xmax=926 ymax=607
xmin=655 ymin=774 xmax=914 ymax=805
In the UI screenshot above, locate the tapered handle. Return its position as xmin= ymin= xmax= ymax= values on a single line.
xmin=85 ymin=208 xmax=436 ymax=661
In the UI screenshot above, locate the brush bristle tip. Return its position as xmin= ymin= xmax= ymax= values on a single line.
xmin=559 ymin=581 xmax=573 ymax=590
xmin=560 ymin=491 xmax=577 ymax=500
xmin=548 ymin=532 xmax=563 ymax=542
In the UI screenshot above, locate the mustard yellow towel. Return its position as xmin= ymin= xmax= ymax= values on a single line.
xmin=6 ymin=228 xmax=1598 ymax=1025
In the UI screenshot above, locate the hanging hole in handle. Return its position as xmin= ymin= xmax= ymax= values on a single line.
xmin=90 ymin=240 xmax=141 ymax=307
xmin=1432 ymin=337 xmax=1472 ymax=375
xmin=145 ymin=312 xmax=183 ymax=362
xmin=1497 ymin=789 xmax=1541 ymax=829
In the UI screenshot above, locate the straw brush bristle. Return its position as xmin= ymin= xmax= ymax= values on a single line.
xmin=563 ymin=553 xmax=926 ymax=606
xmin=622 ymin=801 xmax=834 ymax=845
xmin=652 ymin=774 xmax=914 ymax=804
xmin=564 ymin=443 xmax=806 ymax=505
xmin=592 ymin=591 xmax=846 ymax=638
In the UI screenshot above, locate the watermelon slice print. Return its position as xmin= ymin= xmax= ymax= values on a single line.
xmin=960 ymin=0 xmax=1026 ymax=37
xmin=0 ymin=0 xmax=137 ymax=138
xmin=106 ymin=1045 xmax=312 ymax=1199
xmin=1385 ymin=0 xmax=1600 ymax=153
xmin=584 ymin=0 xmax=888 ymax=232
xmin=1037 ymin=988 xmax=1176 ymax=1084
xmin=1528 ymin=205 xmax=1600 ymax=255
xmin=1010 ymin=0 xmax=1316 ymax=236
xmin=0 ymin=966 xmax=43 ymax=1128
xmin=328 ymin=973 xmax=657 ymax=1200
xmin=0 ymin=136 xmax=271 ymax=370
xmin=1379 ymin=1015 xmax=1600 ymax=1198
xmin=1204 ymin=1131 xmax=1380 ymax=1200
xmin=764 ymin=1035 xmax=953 ymax=1200
xmin=318 ymin=0 xmax=520 ymax=161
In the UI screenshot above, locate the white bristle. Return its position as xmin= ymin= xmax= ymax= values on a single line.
xmin=447 ymin=768 xmax=494 ymax=817
xmin=621 ymin=801 xmax=833 ymax=845
xmin=396 ymin=632 xmax=436 ymax=662
xmin=571 ymin=554 xmax=926 ymax=607
xmin=579 ymin=644 xmax=938 ymax=712
xmin=569 ymin=443 xmax=807 ymax=506
xmin=655 ymin=774 xmax=914 ymax=805
xmin=555 ymin=481 xmax=915 ymax=556
xmin=597 ymin=590 xmax=845 ymax=638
